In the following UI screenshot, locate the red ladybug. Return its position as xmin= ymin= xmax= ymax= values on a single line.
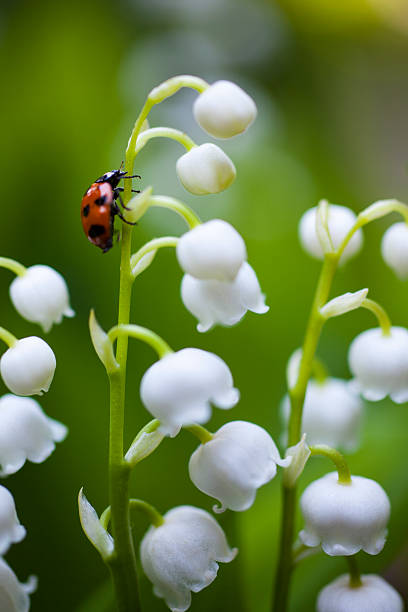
xmin=81 ymin=168 xmax=140 ymax=252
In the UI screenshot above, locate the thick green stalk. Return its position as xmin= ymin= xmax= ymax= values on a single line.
xmin=272 ymin=253 xmax=339 ymax=612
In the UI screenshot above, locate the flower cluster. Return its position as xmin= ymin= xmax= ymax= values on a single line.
xmin=0 ymin=258 xmax=72 ymax=608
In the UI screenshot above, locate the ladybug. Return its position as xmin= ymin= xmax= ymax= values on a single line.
xmin=81 ymin=168 xmax=140 ymax=252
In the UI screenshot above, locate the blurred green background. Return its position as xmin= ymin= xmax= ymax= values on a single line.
xmin=0 ymin=0 xmax=407 ymax=610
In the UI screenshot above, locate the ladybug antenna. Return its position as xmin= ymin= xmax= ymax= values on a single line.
xmin=123 ymin=174 xmax=141 ymax=179
xmin=119 ymin=161 xmax=124 ymax=171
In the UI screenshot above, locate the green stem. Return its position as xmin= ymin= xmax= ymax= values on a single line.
xmin=272 ymin=253 xmax=339 ymax=612
xmin=346 ymin=555 xmax=362 ymax=588
xmin=148 ymin=195 xmax=201 ymax=229
xmin=108 ymin=324 xmax=173 ymax=359
xmin=361 ymin=298 xmax=392 ymax=336
xmin=130 ymin=236 xmax=179 ymax=276
xmin=309 ymin=445 xmax=351 ymax=484
xmin=0 ymin=257 xmax=26 ymax=277
xmin=0 ymin=327 xmax=18 ymax=348
xmin=134 ymin=127 xmax=196 ymax=156
xmin=129 ymin=499 xmax=164 ymax=527
xmin=184 ymin=423 xmax=214 ymax=444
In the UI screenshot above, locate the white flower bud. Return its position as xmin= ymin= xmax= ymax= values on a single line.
xmin=176 ymin=144 xmax=236 ymax=195
xmin=193 ymin=80 xmax=257 ymax=139
xmin=0 ymin=394 xmax=67 ymax=475
xmin=0 ymin=558 xmax=36 ymax=612
xmin=281 ymin=378 xmax=364 ymax=452
xmin=283 ymin=435 xmax=310 ymax=487
xmin=181 ymin=262 xmax=268 ymax=332
xmin=140 ymin=348 xmax=239 ymax=437
xmin=176 ymin=219 xmax=247 ymax=282
xmin=298 ymin=204 xmax=363 ymax=264
xmin=0 ymin=486 xmax=26 ymax=554
xmin=317 ymin=574 xmax=404 ymax=612
xmin=381 ymin=222 xmax=408 ymax=279
xmin=78 ymin=489 xmax=114 ymax=561
xmin=0 ymin=337 xmax=56 ymax=396
xmin=320 ymin=289 xmax=368 ymax=320
xmin=189 ymin=421 xmax=289 ymax=513
xmin=299 ymin=472 xmax=390 ymax=556
xmin=140 ymin=505 xmax=237 ymax=612
xmin=9 ymin=265 xmax=74 ymax=333
xmin=348 ymin=326 xmax=408 ymax=403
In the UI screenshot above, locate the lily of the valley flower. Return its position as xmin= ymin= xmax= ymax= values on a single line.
xmin=140 ymin=505 xmax=237 ymax=612
xmin=176 ymin=220 xmax=247 ymax=281
xmin=176 ymin=144 xmax=236 ymax=195
xmin=181 ymin=262 xmax=268 ymax=332
xmin=0 ymin=337 xmax=56 ymax=396
xmin=0 ymin=558 xmax=36 ymax=612
xmin=0 ymin=394 xmax=67 ymax=475
xmin=348 ymin=326 xmax=408 ymax=403
xmin=299 ymin=472 xmax=390 ymax=556
xmin=298 ymin=204 xmax=363 ymax=264
xmin=281 ymin=378 xmax=364 ymax=452
xmin=193 ymin=80 xmax=257 ymax=139
xmin=317 ymin=574 xmax=404 ymax=612
xmin=381 ymin=222 xmax=408 ymax=279
xmin=0 ymin=485 xmax=26 ymax=555
xmin=9 ymin=265 xmax=74 ymax=333
xmin=140 ymin=348 xmax=239 ymax=437
xmin=189 ymin=421 xmax=290 ymax=512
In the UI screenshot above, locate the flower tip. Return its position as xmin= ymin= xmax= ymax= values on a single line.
xmin=212 ymin=503 xmax=226 ymax=514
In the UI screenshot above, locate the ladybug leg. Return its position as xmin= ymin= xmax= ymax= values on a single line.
xmin=112 ymin=201 xmax=137 ymax=226
xmin=114 ymin=190 xmax=132 ymax=211
xmin=116 ymin=187 xmax=141 ymax=194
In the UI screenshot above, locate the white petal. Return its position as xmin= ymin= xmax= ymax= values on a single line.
xmin=9 ymin=265 xmax=74 ymax=333
xmin=0 ymin=337 xmax=56 ymax=396
xmin=0 ymin=395 xmax=67 ymax=475
xmin=299 ymin=473 xmax=390 ymax=557
xmin=0 ymin=558 xmax=36 ymax=612
xmin=193 ymin=81 xmax=257 ymax=139
xmin=381 ymin=222 xmax=408 ymax=279
xmin=177 ymin=220 xmax=247 ymax=281
xmin=140 ymin=506 xmax=237 ymax=612
xmin=0 ymin=486 xmax=26 ymax=555
xmin=78 ymin=489 xmax=114 ymax=560
xmin=189 ymin=421 xmax=283 ymax=512
xmin=176 ymin=144 xmax=236 ymax=195
xmin=298 ymin=204 xmax=363 ymax=265
xmin=141 ymin=349 xmax=238 ymax=436
xmin=317 ymin=574 xmax=404 ymax=612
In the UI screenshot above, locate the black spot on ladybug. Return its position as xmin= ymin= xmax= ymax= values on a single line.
xmin=82 ymin=204 xmax=90 ymax=217
xmin=94 ymin=196 xmax=107 ymax=206
xmin=88 ymin=224 xmax=106 ymax=238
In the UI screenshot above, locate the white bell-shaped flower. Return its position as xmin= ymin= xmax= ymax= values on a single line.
xmin=189 ymin=421 xmax=290 ymax=513
xmin=176 ymin=219 xmax=247 ymax=282
xmin=298 ymin=204 xmax=363 ymax=264
xmin=0 ymin=337 xmax=56 ymax=396
xmin=140 ymin=348 xmax=239 ymax=437
xmin=0 ymin=394 xmax=67 ymax=475
xmin=281 ymin=378 xmax=364 ymax=452
xmin=140 ymin=505 xmax=237 ymax=612
xmin=9 ymin=265 xmax=74 ymax=333
xmin=0 ymin=558 xmax=36 ymax=612
xmin=299 ymin=472 xmax=390 ymax=556
xmin=193 ymin=80 xmax=257 ymax=139
xmin=181 ymin=262 xmax=268 ymax=332
xmin=317 ymin=574 xmax=404 ymax=612
xmin=348 ymin=326 xmax=408 ymax=403
xmin=0 ymin=486 xmax=26 ymax=554
xmin=381 ymin=222 xmax=408 ymax=279
xmin=176 ymin=144 xmax=236 ymax=195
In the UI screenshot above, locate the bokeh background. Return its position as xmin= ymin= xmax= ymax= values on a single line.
xmin=0 ymin=0 xmax=407 ymax=610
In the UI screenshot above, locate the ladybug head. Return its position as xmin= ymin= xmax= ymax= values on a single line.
xmin=95 ymin=169 xmax=127 ymax=189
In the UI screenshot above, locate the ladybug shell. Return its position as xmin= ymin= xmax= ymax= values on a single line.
xmin=81 ymin=182 xmax=114 ymax=252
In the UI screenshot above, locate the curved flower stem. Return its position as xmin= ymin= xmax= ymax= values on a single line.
xmin=272 ymin=253 xmax=339 ymax=612
xmin=346 ymin=555 xmax=362 ymax=588
xmin=360 ymin=298 xmax=392 ymax=336
xmin=0 ymin=327 xmax=18 ymax=348
xmin=309 ymin=445 xmax=351 ymax=484
xmin=130 ymin=236 xmax=179 ymax=277
xmin=184 ymin=424 xmax=214 ymax=444
xmin=148 ymin=195 xmax=202 ymax=229
xmin=108 ymin=324 xmax=173 ymax=359
xmin=134 ymin=127 xmax=196 ymax=156
xmin=0 ymin=257 xmax=26 ymax=277
xmin=100 ymin=499 xmax=164 ymax=531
